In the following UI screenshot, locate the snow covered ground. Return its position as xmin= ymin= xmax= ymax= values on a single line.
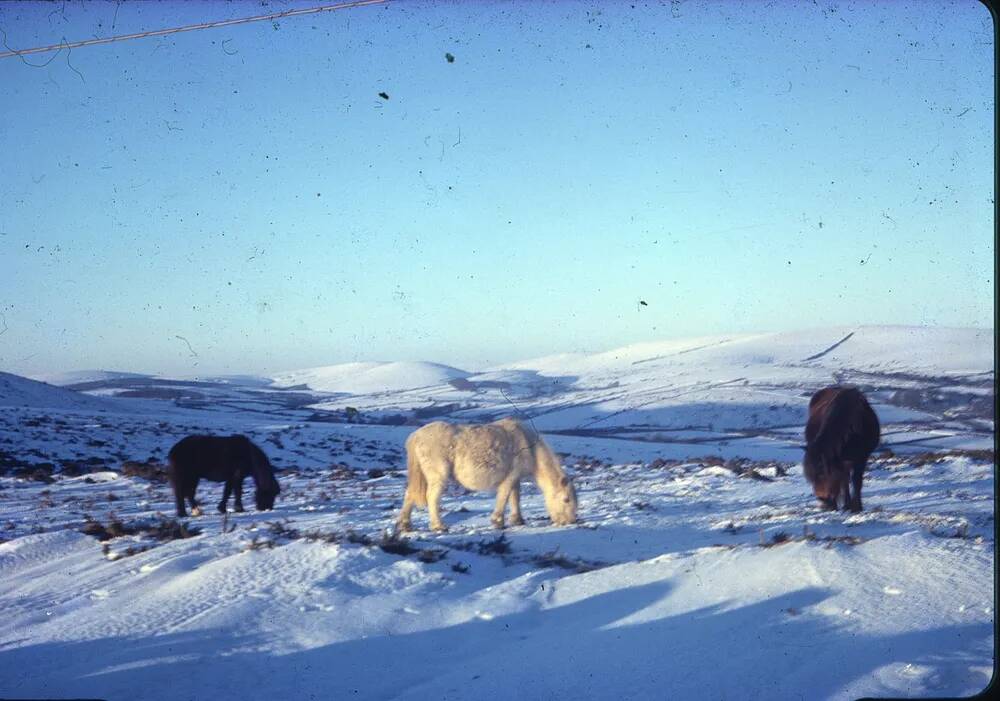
xmin=1 ymin=326 xmax=994 ymax=699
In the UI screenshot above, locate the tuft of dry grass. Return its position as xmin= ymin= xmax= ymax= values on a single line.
xmin=260 ymin=524 xmax=447 ymax=563
xmin=120 ymin=460 xmax=170 ymax=483
xmin=530 ymin=548 xmax=605 ymax=573
xmin=870 ymin=448 xmax=995 ymax=471
xmin=16 ymin=466 xmax=56 ymax=483
xmin=374 ymin=534 xmax=420 ymax=556
xmin=475 ymin=533 xmax=511 ymax=556
xmin=416 ymin=548 xmax=448 ymax=563
xmin=81 ymin=516 xmax=201 ymax=543
xmin=244 ymin=536 xmax=276 ymax=551
xmin=758 ymin=528 xmax=865 ymax=549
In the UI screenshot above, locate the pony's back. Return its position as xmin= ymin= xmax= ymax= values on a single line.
xmin=806 ymin=387 xmax=880 ymax=459
xmin=167 ymin=435 xmax=223 ymax=475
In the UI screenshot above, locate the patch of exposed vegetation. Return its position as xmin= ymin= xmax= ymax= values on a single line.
xmin=757 ymin=528 xmax=865 ymax=549
xmin=722 ymin=458 xmax=789 ymax=480
xmin=529 ymin=548 xmax=605 ymax=573
xmin=871 ymin=448 xmax=995 ymax=471
xmin=472 ymin=533 xmax=511 ymax=556
xmin=81 ymin=515 xmax=201 ymax=543
xmin=447 ymin=533 xmax=608 ymax=573
xmin=15 ymin=466 xmax=56 ymax=483
xmin=58 ymin=457 xmax=108 ymax=476
xmin=120 ymin=460 xmax=170 ymax=483
xmin=244 ymin=521 xmax=605 ymax=575
xmin=253 ymin=520 xmax=440 ymax=560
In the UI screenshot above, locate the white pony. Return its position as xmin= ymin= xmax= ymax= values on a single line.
xmin=395 ymin=417 xmax=578 ymax=532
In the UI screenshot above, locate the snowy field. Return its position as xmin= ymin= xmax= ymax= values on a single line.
xmin=0 ymin=326 xmax=994 ymax=699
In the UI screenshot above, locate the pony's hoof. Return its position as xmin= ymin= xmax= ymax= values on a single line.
xmin=491 ymin=517 xmax=505 ymax=530
xmin=191 ymin=506 xmax=203 ymax=517
xmin=431 ymin=525 xmax=449 ymax=533
xmin=396 ymin=522 xmax=412 ymax=533
xmin=510 ymin=517 xmax=525 ymax=527
xmin=217 ymin=505 xmax=227 ymax=514
xmin=234 ymin=506 xmax=245 ymax=513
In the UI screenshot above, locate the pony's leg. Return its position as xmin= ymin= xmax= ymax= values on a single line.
xmin=490 ymin=483 xmax=512 ymax=529
xmin=491 ymin=476 xmax=522 ymax=529
xmin=396 ymin=492 xmax=415 ymax=533
xmin=427 ymin=479 xmax=448 ymax=532
xmin=233 ymin=477 xmax=245 ymax=513
xmin=187 ymin=479 xmax=202 ymax=517
xmin=508 ymin=482 xmax=525 ymax=526
xmin=850 ymin=461 xmax=865 ymax=513
xmin=174 ymin=482 xmax=187 ymax=518
xmin=839 ymin=473 xmax=851 ymax=512
xmin=218 ymin=479 xmax=232 ymax=514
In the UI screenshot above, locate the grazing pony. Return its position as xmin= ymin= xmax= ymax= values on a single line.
xmin=396 ymin=417 xmax=577 ymax=533
xmin=167 ymin=435 xmax=280 ymax=518
xmin=803 ymin=386 xmax=880 ymax=512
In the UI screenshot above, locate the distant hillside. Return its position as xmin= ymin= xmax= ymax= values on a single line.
xmin=28 ymin=370 xmax=153 ymax=387
xmin=297 ymin=326 xmax=992 ymax=443
xmin=271 ymin=361 xmax=471 ymax=395
xmin=0 ymin=372 xmax=115 ymax=410
xmin=498 ymin=326 xmax=993 ymax=378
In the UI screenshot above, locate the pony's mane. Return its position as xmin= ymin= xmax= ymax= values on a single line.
xmin=248 ymin=441 xmax=279 ymax=493
xmin=533 ymin=437 xmax=558 ymax=467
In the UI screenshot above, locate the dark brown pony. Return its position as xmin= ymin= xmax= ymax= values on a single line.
xmin=167 ymin=435 xmax=280 ymax=518
xmin=803 ymin=386 xmax=880 ymax=512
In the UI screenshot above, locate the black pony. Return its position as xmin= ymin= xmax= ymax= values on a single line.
xmin=167 ymin=435 xmax=280 ymax=517
xmin=803 ymin=386 xmax=880 ymax=512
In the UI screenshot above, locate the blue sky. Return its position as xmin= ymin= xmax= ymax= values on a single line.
xmin=0 ymin=0 xmax=993 ymax=376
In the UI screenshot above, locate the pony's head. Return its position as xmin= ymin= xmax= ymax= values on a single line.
xmin=255 ymin=480 xmax=280 ymax=511
xmin=811 ymin=470 xmax=845 ymax=509
xmin=802 ymin=443 xmax=824 ymax=481
xmin=543 ymin=473 xmax=578 ymax=525
xmin=803 ymin=444 xmax=842 ymax=506
xmin=250 ymin=445 xmax=280 ymax=511
xmin=536 ymin=443 xmax=577 ymax=525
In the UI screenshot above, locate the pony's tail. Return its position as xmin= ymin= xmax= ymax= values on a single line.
xmin=166 ymin=455 xmax=178 ymax=488
xmin=405 ymin=448 xmax=427 ymax=508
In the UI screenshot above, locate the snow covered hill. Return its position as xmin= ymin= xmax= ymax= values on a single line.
xmin=28 ymin=369 xmax=154 ymax=387
xmin=500 ymin=325 xmax=992 ymax=377
xmin=271 ymin=360 xmax=471 ymax=395
xmin=0 ymin=372 xmax=116 ymax=411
